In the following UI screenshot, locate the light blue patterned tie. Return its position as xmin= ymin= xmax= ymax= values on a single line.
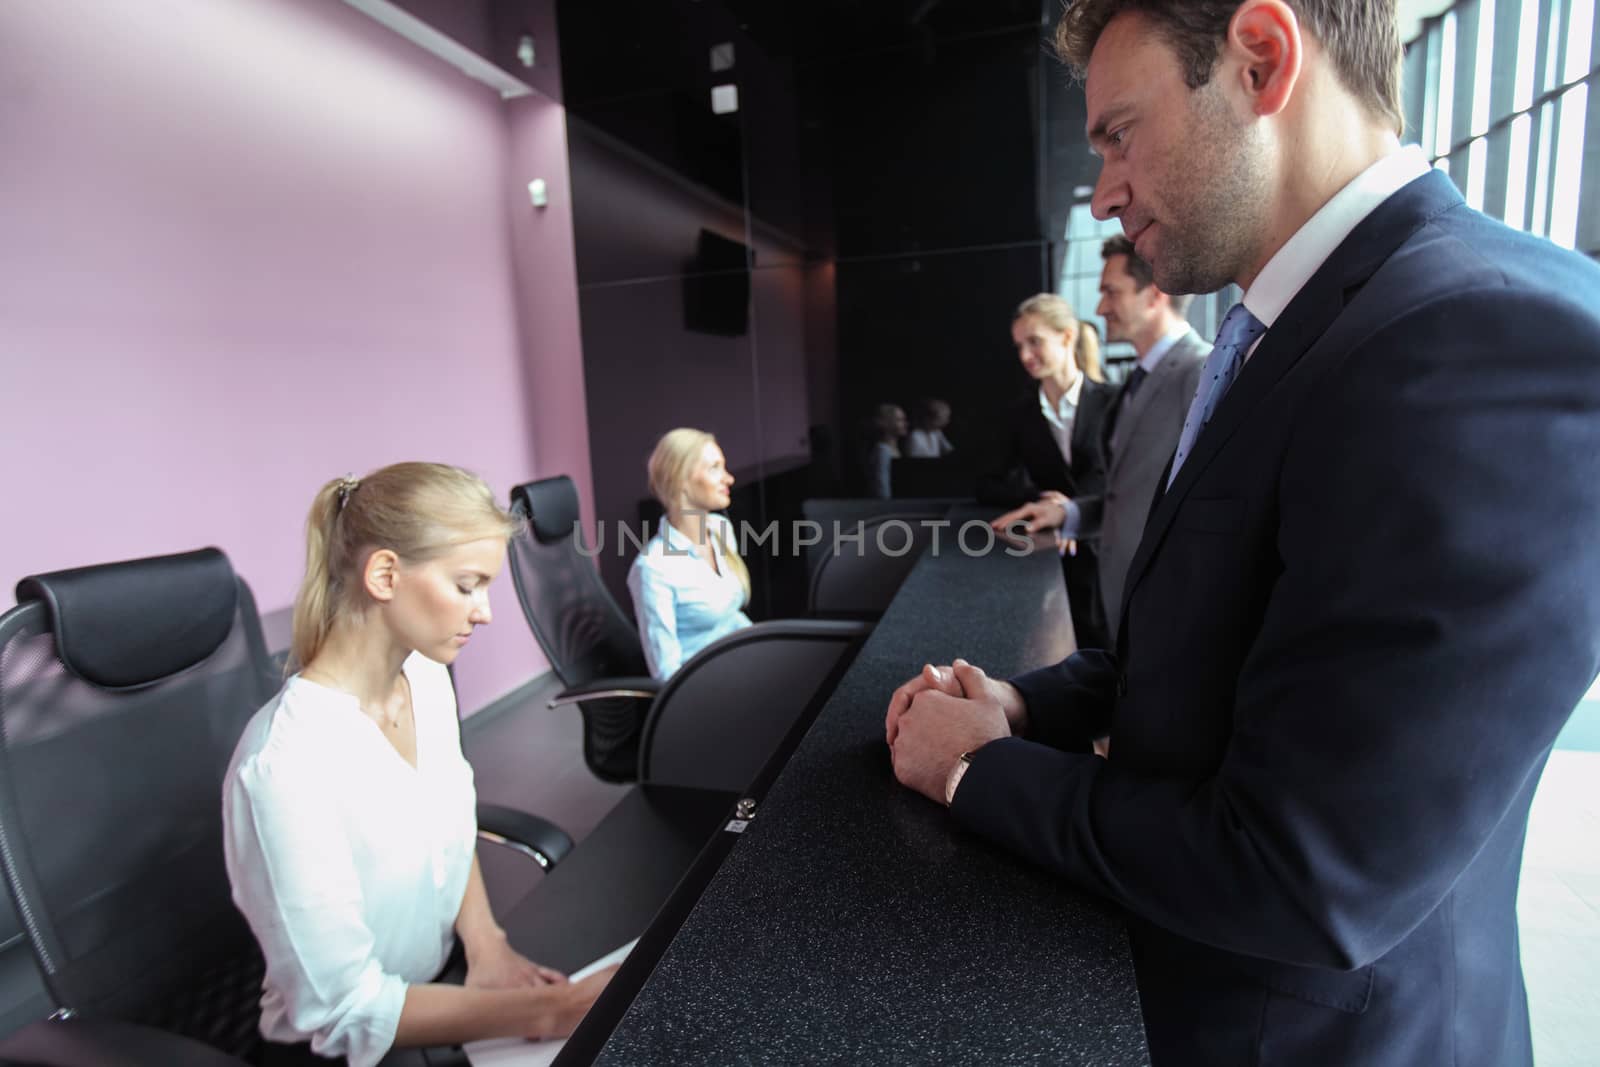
xmin=1167 ymin=303 xmax=1267 ymax=487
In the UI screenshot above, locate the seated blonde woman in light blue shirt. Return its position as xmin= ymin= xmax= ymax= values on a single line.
xmin=627 ymin=428 xmax=753 ymax=680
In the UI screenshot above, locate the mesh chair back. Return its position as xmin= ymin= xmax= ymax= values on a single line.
xmin=0 ymin=549 xmax=278 ymax=1059
xmin=808 ymin=514 xmax=943 ymax=619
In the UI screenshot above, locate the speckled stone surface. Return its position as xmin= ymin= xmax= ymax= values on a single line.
xmin=592 ymin=508 xmax=1150 ymax=1065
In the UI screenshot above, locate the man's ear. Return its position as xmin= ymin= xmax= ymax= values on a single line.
xmin=362 ymin=548 xmax=401 ymax=603
xmin=1225 ymin=0 xmax=1303 ymax=119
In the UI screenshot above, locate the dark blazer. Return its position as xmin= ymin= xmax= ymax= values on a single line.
xmin=979 ymin=378 xmax=1117 ymax=649
xmin=953 ymin=170 xmax=1600 ymax=1065
xmin=1075 ymin=329 xmax=1208 ymax=635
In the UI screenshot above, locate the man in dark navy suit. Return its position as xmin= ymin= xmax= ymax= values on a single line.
xmin=885 ymin=2 xmax=1600 ymax=1064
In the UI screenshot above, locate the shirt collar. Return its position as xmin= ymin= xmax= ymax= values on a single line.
xmin=658 ymin=515 xmax=720 ymax=551
xmin=1243 ymin=145 xmax=1430 ymax=330
xmin=1038 ymin=371 xmax=1084 ymax=422
xmin=1138 ymin=321 xmax=1192 ymax=373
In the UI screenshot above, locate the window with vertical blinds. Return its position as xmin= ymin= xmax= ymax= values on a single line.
xmin=1406 ymin=0 xmax=1599 ymax=255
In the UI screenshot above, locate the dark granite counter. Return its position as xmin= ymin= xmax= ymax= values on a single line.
xmin=580 ymin=507 xmax=1149 ymax=1064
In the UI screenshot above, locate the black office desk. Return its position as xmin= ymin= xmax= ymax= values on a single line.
xmin=499 ymin=786 xmax=737 ymax=974
xmin=558 ymin=508 xmax=1151 ymax=1064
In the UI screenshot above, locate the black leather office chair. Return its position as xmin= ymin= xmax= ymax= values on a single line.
xmin=0 ymin=889 xmax=56 ymax=1046
xmin=808 ymin=513 xmax=944 ymax=620
xmin=509 ymin=477 xmax=867 ymax=791
xmin=0 ymin=549 xmax=573 ymax=1066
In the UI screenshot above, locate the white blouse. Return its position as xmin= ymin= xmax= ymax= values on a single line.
xmin=222 ymin=654 xmax=477 ymax=1067
xmin=627 ymin=514 xmax=752 ymax=680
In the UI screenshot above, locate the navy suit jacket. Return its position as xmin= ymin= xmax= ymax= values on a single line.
xmin=953 ymin=170 xmax=1600 ymax=1064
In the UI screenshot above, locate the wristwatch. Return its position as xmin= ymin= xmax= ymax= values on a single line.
xmin=945 ymin=750 xmax=977 ymax=807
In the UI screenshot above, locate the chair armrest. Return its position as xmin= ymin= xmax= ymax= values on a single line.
xmin=475 ymin=803 xmax=575 ymax=871
xmin=683 ymin=620 xmax=871 ymax=668
xmin=0 ymin=1015 xmax=249 ymax=1066
xmin=547 ymin=676 xmax=659 ymax=709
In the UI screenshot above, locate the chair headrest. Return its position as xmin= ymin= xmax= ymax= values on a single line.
xmin=15 ymin=548 xmax=241 ymax=690
xmin=514 ymin=477 xmax=580 ymax=545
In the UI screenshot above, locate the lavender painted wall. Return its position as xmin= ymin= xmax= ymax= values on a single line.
xmin=0 ymin=0 xmax=591 ymax=713
xmin=504 ymin=95 xmax=594 ymax=534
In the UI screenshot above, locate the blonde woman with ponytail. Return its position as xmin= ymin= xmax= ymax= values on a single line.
xmin=222 ymin=463 xmax=613 ymax=1067
xmin=627 ymin=429 xmax=752 ymax=680
xmin=1076 ymin=319 xmax=1106 ymax=383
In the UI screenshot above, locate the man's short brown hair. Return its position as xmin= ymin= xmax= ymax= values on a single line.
xmin=1055 ymin=1 xmax=1403 ymax=135
xmin=1102 ymin=235 xmax=1154 ymax=288
xmin=1101 ymin=236 xmax=1194 ymax=316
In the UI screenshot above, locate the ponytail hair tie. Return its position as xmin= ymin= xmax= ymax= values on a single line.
xmin=335 ymin=475 xmax=360 ymax=512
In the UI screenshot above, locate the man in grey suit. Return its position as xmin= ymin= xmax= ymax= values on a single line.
xmin=993 ymin=237 xmax=1207 ymax=638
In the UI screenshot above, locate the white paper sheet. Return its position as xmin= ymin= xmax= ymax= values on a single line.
xmin=463 ymin=939 xmax=637 ymax=1066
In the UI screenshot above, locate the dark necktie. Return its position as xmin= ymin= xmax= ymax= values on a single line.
xmin=1123 ymin=365 xmax=1148 ymax=401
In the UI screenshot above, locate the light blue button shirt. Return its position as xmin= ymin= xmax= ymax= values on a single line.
xmin=627 ymin=514 xmax=752 ymax=680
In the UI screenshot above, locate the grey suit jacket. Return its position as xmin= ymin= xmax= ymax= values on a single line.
xmin=1079 ymin=328 xmax=1209 ymax=632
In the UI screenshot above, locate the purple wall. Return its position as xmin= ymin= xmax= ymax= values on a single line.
xmin=0 ymin=0 xmax=592 ymax=714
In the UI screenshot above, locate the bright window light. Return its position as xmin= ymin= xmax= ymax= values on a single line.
xmin=1548 ymin=84 xmax=1588 ymax=249
xmin=1514 ymin=0 xmax=1540 ymax=110
xmin=1472 ymin=0 xmax=1496 ymax=137
xmin=1505 ymin=113 xmax=1533 ymax=230
xmin=1544 ymin=0 xmax=1565 ymax=93
xmin=1421 ymin=26 xmax=1441 ymax=156
xmin=1436 ymin=11 xmax=1458 ymax=157
xmin=1566 ymin=0 xmax=1596 ymax=83
xmin=1466 ymin=137 xmax=1489 ymax=210
xmin=1532 ymin=101 xmax=1557 ymax=237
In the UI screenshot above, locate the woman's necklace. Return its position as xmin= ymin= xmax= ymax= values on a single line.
xmin=371 ymin=677 xmax=412 ymax=731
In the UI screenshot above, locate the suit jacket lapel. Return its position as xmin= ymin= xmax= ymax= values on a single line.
xmin=1122 ymin=170 xmax=1464 ymax=604
xmin=1107 ymin=337 xmax=1192 ymax=474
xmin=1072 ymin=379 xmax=1111 ymax=472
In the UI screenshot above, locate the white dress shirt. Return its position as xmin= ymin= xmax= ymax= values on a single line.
xmin=628 ymin=514 xmax=752 ymax=680
xmin=1242 ymin=145 xmax=1431 ymax=359
xmin=904 ymin=428 xmax=954 ymax=458
xmin=223 ymin=654 xmax=477 ymax=1067
xmin=1037 ymin=371 xmax=1086 ymax=465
